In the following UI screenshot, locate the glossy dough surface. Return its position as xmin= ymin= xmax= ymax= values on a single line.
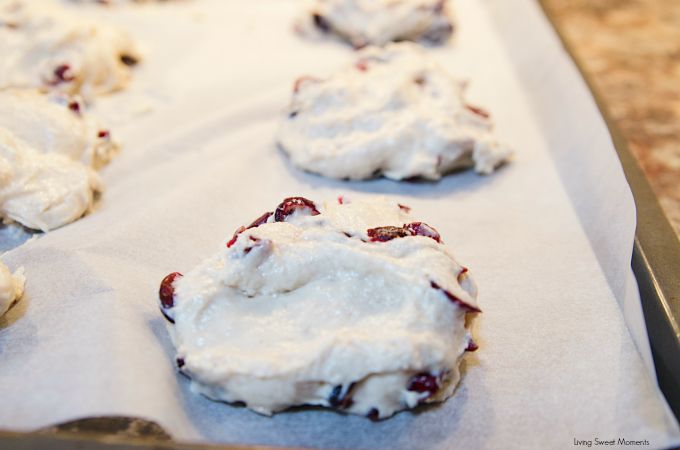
xmin=160 ymin=196 xmax=479 ymax=419
xmin=278 ymin=43 xmax=512 ymax=181
xmin=0 ymin=0 xmax=140 ymax=97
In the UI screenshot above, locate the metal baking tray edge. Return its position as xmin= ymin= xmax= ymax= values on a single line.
xmin=1 ymin=2 xmax=679 ymax=448
xmin=536 ymin=0 xmax=680 ymax=424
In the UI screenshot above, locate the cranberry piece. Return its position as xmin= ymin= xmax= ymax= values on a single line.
xmin=97 ymin=130 xmax=110 ymax=139
xmin=328 ymin=382 xmax=355 ymax=409
xmin=120 ymin=54 xmax=138 ymax=66
xmin=337 ymin=195 xmax=345 ymax=205
xmin=367 ymin=408 xmax=380 ymax=421
xmin=176 ymin=357 xmax=185 ymax=368
xmin=159 ymin=272 xmax=182 ymax=309
xmin=68 ymin=100 xmax=81 ymax=114
xmin=464 ymin=104 xmax=490 ymax=119
xmin=457 ymin=267 xmax=468 ymax=283
xmin=293 ymin=76 xmax=320 ymax=93
xmin=247 ymin=211 xmax=272 ymax=229
xmin=312 ymin=13 xmax=331 ymax=33
xmin=367 ymin=226 xmax=410 ymax=242
xmin=52 ymin=64 xmax=75 ymax=84
xmin=243 ymin=236 xmax=262 ymax=255
xmin=227 ymin=212 xmax=271 ymax=249
xmin=274 ymin=197 xmax=320 ymax=222
xmin=226 ymin=226 xmax=246 ymax=248
xmin=430 ymin=281 xmax=481 ymax=313
xmin=407 ymin=373 xmax=439 ymax=396
xmin=355 ymin=60 xmax=369 ymax=72
xmin=466 ymin=340 xmax=479 ymax=352
xmin=404 ymin=222 xmax=441 ymax=242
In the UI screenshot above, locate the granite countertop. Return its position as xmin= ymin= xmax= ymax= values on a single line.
xmin=542 ymin=0 xmax=680 ymax=237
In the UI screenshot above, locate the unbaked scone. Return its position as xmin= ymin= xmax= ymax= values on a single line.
xmin=0 ymin=89 xmax=118 ymax=169
xmin=278 ymin=43 xmax=511 ymax=181
xmin=0 ymin=0 xmax=141 ymax=97
xmin=158 ymin=196 xmax=479 ymax=420
xmin=0 ymin=260 xmax=24 ymax=318
xmin=296 ymin=0 xmax=453 ymax=48
xmin=0 ymin=128 xmax=102 ymax=232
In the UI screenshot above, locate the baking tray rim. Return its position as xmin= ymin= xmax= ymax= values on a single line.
xmin=1 ymin=1 xmax=679 ymax=448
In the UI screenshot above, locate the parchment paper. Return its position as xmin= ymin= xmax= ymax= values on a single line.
xmin=1 ymin=0 xmax=678 ymax=448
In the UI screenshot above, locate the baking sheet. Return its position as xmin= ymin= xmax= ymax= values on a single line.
xmin=1 ymin=0 xmax=679 ymax=448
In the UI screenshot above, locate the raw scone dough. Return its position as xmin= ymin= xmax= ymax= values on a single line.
xmin=159 ymin=196 xmax=480 ymax=420
xmin=278 ymin=43 xmax=512 ymax=181
xmin=0 ymin=0 xmax=141 ymax=97
xmin=0 ymin=128 xmax=102 ymax=232
xmin=0 ymin=89 xmax=118 ymax=169
xmin=0 ymin=260 xmax=24 ymax=318
xmin=297 ymin=0 xmax=453 ymax=48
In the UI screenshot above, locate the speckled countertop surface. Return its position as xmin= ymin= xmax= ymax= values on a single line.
xmin=542 ymin=0 xmax=680 ymax=236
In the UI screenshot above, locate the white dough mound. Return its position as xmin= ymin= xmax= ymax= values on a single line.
xmin=0 ymin=128 xmax=101 ymax=232
xmin=278 ymin=43 xmax=512 ymax=181
xmin=159 ymin=196 xmax=480 ymax=420
xmin=0 ymin=260 xmax=24 ymax=318
xmin=297 ymin=0 xmax=454 ymax=48
xmin=0 ymin=89 xmax=118 ymax=169
xmin=0 ymin=0 xmax=140 ymax=97
xmin=0 ymin=89 xmax=118 ymax=231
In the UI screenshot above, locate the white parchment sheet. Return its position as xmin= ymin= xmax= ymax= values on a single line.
xmin=1 ymin=0 xmax=679 ymax=448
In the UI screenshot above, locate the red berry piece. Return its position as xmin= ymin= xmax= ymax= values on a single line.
xmin=247 ymin=211 xmax=272 ymax=229
xmin=457 ymin=267 xmax=468 ymax=283
xmin=355 ymin=60 xmax=369 ymax=72
xmin=274 ymin=197 xmax=320 ymax=222
xmin=243 ymin=236 xmax=264 ymax=255
xmin=328 ymin=383 xmax=355 ymax=409
xmin=68 ymin=100 xmax=81 ymax=114
xmin=97 ymin=130 xmax=110 ymax=139
xmin=367 ymin=226 xmax=410 ymax=242
xmin=430 ymin=281 xmax=481 ymax=313
xmin=404 ymin=222 xmax=441 ymax=242
xmin=226 ymin=226 xmax=246 ymax=248
xmin=159 ymin=272 xmax=182 ymax=309
xmin=120 ymin=54 xmax=138 ymax=66
xmin=466 ymin=340 xmax=479 ymax=352
xmin=176 ymin=357 xmax=185 ymax=368
xmin=337 ymin=195 xmax=345 ymax=205
xmin=407 ymin=373 xmax=439 ymax=396
xmin=464 ymin=104 xmax=490 ymax=119
xmin=52 ymin=64 xmax=75 ymax=84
